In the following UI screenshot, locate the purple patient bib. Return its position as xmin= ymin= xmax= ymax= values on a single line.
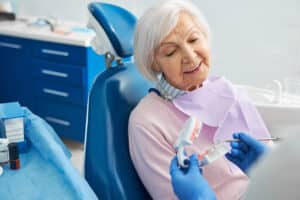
xmin=173 ymin=76 xmax=271 ymax=143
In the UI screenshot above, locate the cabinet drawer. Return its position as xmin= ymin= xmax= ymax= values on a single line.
xmin=33 ymin=41 xmax=86 ymax=65
xmin=0 ymin=35 xmax=25 ymax=55
xmin=35 ymin=80 xmax=86 ymax=105
xmin=33 ymin=60 xmax=85 ymax=86
xmin=37 ymin=100 xmax=86 ymax=142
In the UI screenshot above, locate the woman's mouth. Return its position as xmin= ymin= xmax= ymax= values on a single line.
xmin=184 ymin=62 xmax=202 ymax=74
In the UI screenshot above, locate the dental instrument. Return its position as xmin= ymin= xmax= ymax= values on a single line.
xmin=224 ymin=137 xmax=281 ymax=143
xmin=174 ymin=117 xmax=202 ymax=168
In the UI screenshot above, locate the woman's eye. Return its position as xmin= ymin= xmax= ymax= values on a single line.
xmin=189 ymin=38 xmax=198 ymax=43
xmin=166 ymin=50 xmax=176 ymax=57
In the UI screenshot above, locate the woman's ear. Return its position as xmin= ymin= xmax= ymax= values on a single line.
xmin=152 ymin=59 xmax=162 ymax=73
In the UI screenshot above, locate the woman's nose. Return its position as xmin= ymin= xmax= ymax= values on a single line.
xmin=182 ymin=46 xmax=197 ymax=65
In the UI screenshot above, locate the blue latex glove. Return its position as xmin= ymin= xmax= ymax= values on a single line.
xmin=170 ymin=154 xmax=216 ymax=200
xmin=225 ymin=132 xmax=268 ymax=174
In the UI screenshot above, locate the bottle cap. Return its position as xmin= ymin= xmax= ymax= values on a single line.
xmin=8 ymin=143 xmax=19 ymax=160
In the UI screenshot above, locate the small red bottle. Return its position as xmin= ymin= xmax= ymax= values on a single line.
xmin=8 ymin=143 xmax=20 ymax=170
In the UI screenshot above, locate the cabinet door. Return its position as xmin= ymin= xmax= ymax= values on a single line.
xmin=0 ymin=36 xmax=25 ymax=102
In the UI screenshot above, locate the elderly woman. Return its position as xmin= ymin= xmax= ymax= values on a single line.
xmin=129 ymin=0 xmax=271 ymax=199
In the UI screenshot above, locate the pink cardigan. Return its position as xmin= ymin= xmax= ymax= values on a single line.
xmin=129 ymin=92 xmax=249 ymax=200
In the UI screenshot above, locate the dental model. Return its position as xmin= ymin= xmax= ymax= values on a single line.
xmin=174 ymin=117 xmax=202 ymax=168
xmin=174 ymin=117 xmax=230 ymax=168
xmin=197 ymin=143 xmax=230 ymax=167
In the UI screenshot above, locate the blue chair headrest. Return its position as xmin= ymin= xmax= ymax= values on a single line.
xmin=88 ymin=3 xmax=136 ymax=57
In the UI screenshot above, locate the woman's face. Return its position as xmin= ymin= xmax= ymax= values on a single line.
xmin=153 ymin=13 xmax=211 ymax=91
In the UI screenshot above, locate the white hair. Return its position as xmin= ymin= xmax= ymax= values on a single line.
xmin=134 ymin=0 xmax=211 ymax=82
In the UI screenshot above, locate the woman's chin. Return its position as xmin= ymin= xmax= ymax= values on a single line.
xmin=187 ymin=85 xmax=198 ymax=91
xmin=185 ymin=78 xmax=207 ymax=91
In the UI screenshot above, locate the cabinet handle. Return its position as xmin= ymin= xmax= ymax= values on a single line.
xmin=43 ymin=88 xmax=69 ymax=97
xmin=41 ymin=49 xmax=69 ymax=57
xmin=41 ymin=69 xmax=68 ymax=78
xmin=45 ymin=116 xmax=70 ymax=126
xmin=0 ymin=41 xmax=22 ymax=49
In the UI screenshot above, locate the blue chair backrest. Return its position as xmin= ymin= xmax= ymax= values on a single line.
xmin=85 ymin=2 xmax=152 ymax=199
xmin=84 ymin=64 xmax=152 ymax=199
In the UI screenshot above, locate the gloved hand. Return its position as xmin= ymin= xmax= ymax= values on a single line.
xmin=225 ymin=132 xmax=268 ymax=174
xmin=170 ymin=154 xmax=216 ymax=200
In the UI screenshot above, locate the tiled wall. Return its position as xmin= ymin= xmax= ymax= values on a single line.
xmin=11 ymin=0 xmax=300 ymax=86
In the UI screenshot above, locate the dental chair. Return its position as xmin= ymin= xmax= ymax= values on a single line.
xmin=84 ymin=3 xmax=152 ymax=200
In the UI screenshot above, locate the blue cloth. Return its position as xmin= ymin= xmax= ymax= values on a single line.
xmin=0 ymin=107 xmax=98 ymax=200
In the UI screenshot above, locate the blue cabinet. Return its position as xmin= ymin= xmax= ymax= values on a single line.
xmin=0 ymin=34 xmax=105 ymax=142
xmin=0 ymin=36 xmax=29 ymax=104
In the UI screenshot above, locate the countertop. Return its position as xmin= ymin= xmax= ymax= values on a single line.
xmin=0 ymin=16 xmax=95 ymax=47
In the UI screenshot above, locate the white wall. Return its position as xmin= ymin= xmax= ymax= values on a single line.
xmin=7 ymin=0 xmax=300 ymax=87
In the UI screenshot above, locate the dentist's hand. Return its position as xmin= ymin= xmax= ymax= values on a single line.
xmin=225 ymin=132 xmax=268 ymax=174
xmin=170 ymin=154 xmax=216 ymax=200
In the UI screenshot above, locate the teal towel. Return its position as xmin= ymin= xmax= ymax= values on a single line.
xmin=0 ymin=107 xmax=98 ymax=200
